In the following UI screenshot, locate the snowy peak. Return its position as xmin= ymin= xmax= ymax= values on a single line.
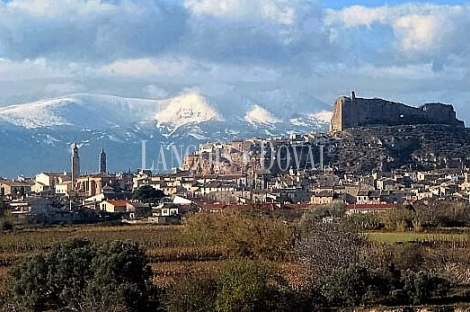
xmin=244 ymin=105 xmax=280 ymax=125
xmin=155 ymin=93 xmax=221 ymax=128
xmin=0 ymin=97 xmax=75 ymax=129
xmin=0 ymin=92 xmax=329 ymax=134
xmin=0 ymin=94 xmax=158 ymax=129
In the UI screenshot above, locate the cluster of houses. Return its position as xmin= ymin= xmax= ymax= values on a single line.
xmin=1 ymin=136 xmax=470 ymax=225
xmin=1 ymin=164 xmax=469 ymax=225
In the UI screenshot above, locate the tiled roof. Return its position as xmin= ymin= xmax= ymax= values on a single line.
xmin=107 ymin=200 xmax=131 ymax=207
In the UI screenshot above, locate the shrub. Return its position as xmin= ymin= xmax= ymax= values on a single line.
xmin=165 ymin=273 xmax=218 ymax=312
xmin=5 ymin=238 xmax=158 ymax=312
xmin=392 ymin=243 xmax=426 ymax=271
xmin=215 ymin=259 xmax=285 ymax=312
xmin=320 ymin=265 xmax=389 ymax=307
xmin=184 ymin=211 xmax=295 ymax=261
xmin=296 ymin=221 xmax=364 ymax=283
xmin=1 ymin=220 xmax=13 ymax=232
xmin=400 ymin=269 xmax=450 ymax=305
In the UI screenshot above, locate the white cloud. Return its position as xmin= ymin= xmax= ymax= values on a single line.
xmin=0 ymin=0 xmax=469 ymax=123
xmin=100 ymin=58 xmax=188 ymax=78
xmin=185 ymin=0 xmax=298 ymax=24
xmin=393 ymin=14 xmax=440 ymax=51
xmin=324 ymin=5 xmax=389 ymax=28
xmin=0 ymin=0 xmax=187 ymax=62
xmin=3 ymin=0 xmax=117 ymax=18
xmin=0 ymin=58 xmax=67 ymax=81
xmin=143 ymin=85 xmax=169 ymax=100
xmin=325 ymin=3 xmax=470 ymax=56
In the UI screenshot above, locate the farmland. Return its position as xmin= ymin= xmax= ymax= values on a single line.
xmin=2 ymin=210 xmax=470 ymax=311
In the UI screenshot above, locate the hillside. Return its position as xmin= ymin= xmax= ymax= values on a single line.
xmin=325 ymin=124 xmax=470 ymax=172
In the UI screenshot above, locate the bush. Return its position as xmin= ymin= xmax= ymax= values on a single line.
xmin=379 ymin=207 xmax=417 ymax=231
xmin=215 ymin=260 xmax=285 ymax=312
xmin=6 ymin=238 xmax=158 ymax=312
xmin=400 ymin=269 xmax=450 ymax=305
xmin=392 ymin=243 xmax=426 ymax=271
xmin=165 ymin=259 xmax=307 ymax=312
xmin=185 ymin=211 xmax=295 ymax=261
xmin=320 ymin=265 xmax=389 ymax=307
xmin=165 ymin=273 xmax=218 ymax=312
xmin=1 ymin=220 xmax=13 ymax=232
xmin=300 ymin=202 xmax=345 ymax=228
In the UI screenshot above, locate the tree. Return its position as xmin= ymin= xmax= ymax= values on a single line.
xmin=5 ymin=238 xmax=158 ymax=312
xmin=296 ymin=220 xmax=364 ymax=284
xmin=132 ymin=185 xmax=165 ymax=203
xmin=86 ymin=240 xmax=155 ymax=312
xmin=300 ymin=202 xmax=345 ymax=227
xmin=1 ymin=220 xmax=13 ymax=232
xmin=6 ymin=254 xmax=50 ymax=311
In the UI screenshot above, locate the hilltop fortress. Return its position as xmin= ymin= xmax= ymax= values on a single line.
xmin=330 ymin=92 xmax=465 ymax=132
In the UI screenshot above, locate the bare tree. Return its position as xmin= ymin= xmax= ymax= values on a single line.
xmin=296 ymin=220 xmax=364 ymax=285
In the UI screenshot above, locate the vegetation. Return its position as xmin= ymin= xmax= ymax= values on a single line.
xmin=5 ymin=238 xmax=158 ymax=312
xmin=132 ymin=185 xmax=165 ymax=203
xmin=184 ymin=211 xmax=295 ymax=261
xmin=0 ymin=200 xmax=470 ymax=310
xmin=0 ymin=220 xmax=13 ymax=232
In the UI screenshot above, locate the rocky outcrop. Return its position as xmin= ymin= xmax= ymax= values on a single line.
xmin=330 ymin=92 xmax=465 ymax=132
xmin=324 ymin=124 xmax=470 ymax=173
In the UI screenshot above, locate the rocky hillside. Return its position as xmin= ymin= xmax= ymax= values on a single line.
xmin=325 ymin=125 xmax=470 ymax=173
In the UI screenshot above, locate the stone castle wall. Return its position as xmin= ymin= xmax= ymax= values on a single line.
xmin=330 ymin=93 xmax=464 ymax=132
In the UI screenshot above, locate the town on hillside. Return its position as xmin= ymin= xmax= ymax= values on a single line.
xmin=1 ymin=131 xmax=470 ymax=225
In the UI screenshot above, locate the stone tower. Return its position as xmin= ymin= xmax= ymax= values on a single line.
xmin=99 ymin=148 xmax=107 ymax=173
xmin=71 ymin=143 xmax=80 ymax=187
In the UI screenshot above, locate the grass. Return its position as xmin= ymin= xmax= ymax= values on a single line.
xmin=366 ymin=232 xmax=470 ymax=244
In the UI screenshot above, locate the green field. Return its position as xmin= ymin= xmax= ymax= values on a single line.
xmin=366 ymin=232 xmax=470 ymax=243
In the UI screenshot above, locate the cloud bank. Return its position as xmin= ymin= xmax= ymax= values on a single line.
xmin=0 ymin=0 xmax=469 ymax=121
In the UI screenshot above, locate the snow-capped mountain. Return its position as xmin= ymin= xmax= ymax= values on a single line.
xmin=155 ymin=93 xmax=222 ymax=129
xmin=244 ymin=105 xmax=280 ymax=125
xmin=0 ymin=93 xmax=329 ymax=177
xmin=0 ymin=94 xmax=158 ymax=129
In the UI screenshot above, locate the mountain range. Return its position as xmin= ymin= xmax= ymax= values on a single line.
xmin=0 ymin=93 xmax=330 ymax=177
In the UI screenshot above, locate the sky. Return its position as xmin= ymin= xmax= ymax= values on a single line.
xmin=0 ymin=0 xmax=469 ymax=121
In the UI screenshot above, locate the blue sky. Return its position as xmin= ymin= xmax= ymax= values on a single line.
xmin=0 ymin=0 xmax=469 ymax=121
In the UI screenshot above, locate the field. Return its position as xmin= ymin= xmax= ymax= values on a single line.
xmin=366 ymin=231 xmax=470 ymax=244
xmin=0 ymin=224 xmax=218 ymax=289
xmin=2 ymin=221 xmax=470 ymax=310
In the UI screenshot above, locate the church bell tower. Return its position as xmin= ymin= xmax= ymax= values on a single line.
xmin=99 ymin=148 xmax=107 ymax=173
xmin=71 ymin=143 xmax=80 ymax=188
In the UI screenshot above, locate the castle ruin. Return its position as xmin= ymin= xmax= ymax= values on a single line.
xmin=330 ymin=92 xmax=465 ymax=132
